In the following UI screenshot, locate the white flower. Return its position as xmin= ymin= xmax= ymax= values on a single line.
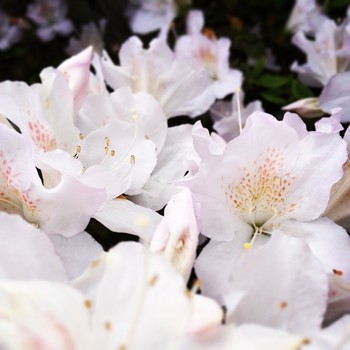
xmin=291 ymin=17 xmax=350 ymax=87
xmin=26 ymin=0 xmax=73 ymax=42
xmin=286 ymin=0 xmax=326 ymax=35
xmin=128 ymin=0 xmax=176 ymax=40
xmin=0 ymin=11 xmax=22 ymax=51
xmin=100 ymin=36 xmax=210 ymax=118
xmin=175 ymin=10 xmax=242 ymax=112
xmin=211 ymin=91 xmax=263 ymax=142
xmin=66 ymin=20 xmax=107 ymax=56
xmin=186 ymin=111 xmax=346 ymax=242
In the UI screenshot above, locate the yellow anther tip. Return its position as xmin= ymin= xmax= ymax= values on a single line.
xmin=243 ymin=242 xmax=251 ymax=249
xmin=236 ymin=87 xmax=241 ymax=93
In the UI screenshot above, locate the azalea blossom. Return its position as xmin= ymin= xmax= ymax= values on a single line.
xmin=100 ymin=36 xmax=210 ymax=118
xmin=0 ymin=211 xmax=102 ymax=281
xmin=26 ymin=0 xmax=73 ymax=42
xmin=0 ymin=123 xmax=105 ymax=236
xmin=197 ymin=234 xmax=328 ymax=334
xmin=211 ymin=91 xmax=263 ymax=142
xmin=129 ymin=122 xmax=195 ymax=211
xmin=0 ymin=10 xmax=22 ymax=51
xmin=0 ymin=242 xmax=223 ymax=349
xmin=319 ymin=71 xmax=350 ymax=123
xmin=291 ymin=16 xmax=350 ymax=87
xmin=286 ymin=0 xmax=326 ymax=35
xmin=186 ymin=112 xmax=350 ymax=334
xmin=66 ymin=20 xmax=107 ymax=56
xmin=150 ymin=188 xmax=199 ymax=281
xmin=282 ymin=97 xmax=323 ymax=118
xmin=0 ymin=47 xmax=93 ymax=155
xmin=0 ymin=241 xmax=306 ymax=350
xmin=127 ymin=0 xmax=176 ymax=40
xmin=0 ymin=49 xmax=162 ymax=239
xmin=325 ymin=125 xmax=350 ymax=228
xmin=185 ymin=111 xmax=346 ymax=243
xmin=175 ymin=10 xmax=243 ymax=113
xmin=1 ymin=3 xmax=350 ymax=347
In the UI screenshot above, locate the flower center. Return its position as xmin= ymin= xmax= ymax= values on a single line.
xmin=224 ymin=147 xmax=299 ymax=246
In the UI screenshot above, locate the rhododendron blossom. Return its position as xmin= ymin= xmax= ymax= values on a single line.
xmin=26 ymin=0 xmax=74 ymax=42
xmin=292 ymin=16 xmax=350 ymax=87
xmin=1 ymin=2 xmax=350 ymax=348
xmin=186 ymin=111 xmax=347 ymax=244
xmin=100 ymin=36 xmax=210 ymax=117
xmin=175 ymin=10 xmax=243 ymax=112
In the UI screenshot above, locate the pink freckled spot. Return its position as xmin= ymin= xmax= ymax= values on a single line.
xmin=329 ymin=290 xmax=337 ymax=297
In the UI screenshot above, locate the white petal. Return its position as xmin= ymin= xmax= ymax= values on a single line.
xmin=33 ymin=174 xmax=106 ymax=236
xmin=282 ymin=218 xmax=350 ymax=279
xmin=225 ymin=234 xmax=328 ymax=333
xmin=0 ymin=281 xmax=90 ymax=349
xmin=49 ymin=231 xmax=103 ymax=280
xmin=91 ymin=242 xmax=222 ymax=349
xmin=131 ymin=124 xmax=194 ymax=210
xmin=150 ymin=189 xmax=199 ymax=281
xmin=0 ymin=212 xmax=67 ymax=282
xmin=94 ymin=198 xmax=162 ymax=242
xmin=56 ymin=46 xmax=93 ymax=112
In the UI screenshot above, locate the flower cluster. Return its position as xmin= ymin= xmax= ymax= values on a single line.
xmin=0 ymin=0 xmax=73 ymax=50
xmin=1 ymin=1 xmax=350 ymax=349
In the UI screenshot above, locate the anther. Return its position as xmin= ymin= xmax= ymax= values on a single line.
xmin=131 ymin=108 xmax=139 ymax=121
xmin=73 ymin=145 xmax=81 ymax=159
xmin=104 ymin=137 xmax=110 ymax=155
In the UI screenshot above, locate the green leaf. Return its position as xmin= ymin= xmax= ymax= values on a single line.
xmin=260 ymin=92 xmax=287 ymax=105
xmin=328 ymin=0 xmax=350 ymax=8
xmin=254 ymin=74 xmax=290 ymax=88
xmin=251 ymin=57 xmax=265 ymax=78
xmin=290 ymin=80 xmax=315 ymax=100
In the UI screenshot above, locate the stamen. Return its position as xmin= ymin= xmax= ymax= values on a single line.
xmin=73 ymin=145 xmax=81 ymax=159
xmin=0 ymin=197 xmax=23 ymax=212
xmin=131 ymin=108 xmax=139 ymax=121
xmin=243 ymin=227 xmax=260 ymax=249
xmin=191 ymin=279 xmax=202 ymax=294
xmin=100 ymin=110 xmax=139 ymax=168
xmin=262 ymin=206 xmax=278 ymax=228
xmin=248 ymin=206 xmax=257 ymax=231
xmin=79 ymin=133 xmax=84 ymax=140
xmin=236 ymin=87 xmax=243 ymax=134
xmin=104 ymin=136 xmax=110 ymax=155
